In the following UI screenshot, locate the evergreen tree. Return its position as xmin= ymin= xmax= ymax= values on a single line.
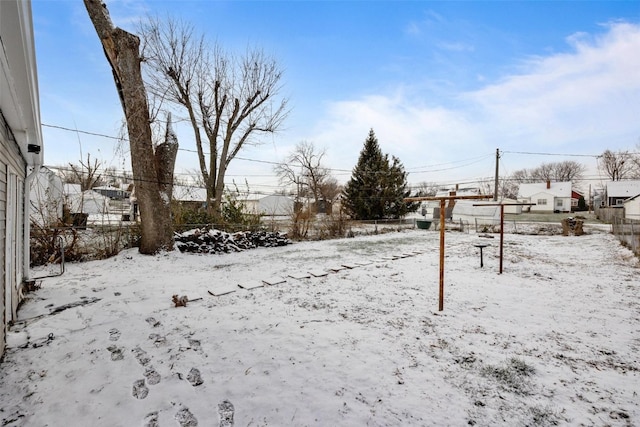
xmin=342 ymin=129 xmax=418 ymax=220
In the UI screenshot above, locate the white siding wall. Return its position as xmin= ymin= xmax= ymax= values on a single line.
xmin=624 ymin=198 xmax=640 ymax=220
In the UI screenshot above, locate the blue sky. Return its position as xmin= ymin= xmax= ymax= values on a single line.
xmin=32 ymin=1 xmax=640 ymax=193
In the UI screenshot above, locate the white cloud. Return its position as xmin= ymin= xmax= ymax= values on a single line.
xmin=466 ymin=22 xmax=640 ymax=150
xmin=305 ymin=22 xmax=640 ymax=184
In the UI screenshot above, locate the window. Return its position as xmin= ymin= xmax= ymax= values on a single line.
xmin=537 ymin=199 xmax=547 ymax=205
xmin=556 ymin=199 xmax=563 ymax=207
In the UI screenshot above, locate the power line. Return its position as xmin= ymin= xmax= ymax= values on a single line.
xmin=42 ymin=123 xmax=123 ymax=141
xmin=42 ymin=122 xmax=497 ymax=176
xmin=502 ymin=150 xmax=599 ymax=158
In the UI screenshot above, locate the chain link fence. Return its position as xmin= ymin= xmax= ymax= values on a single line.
xmin=611 ymin=217 xmax=640 ymax=255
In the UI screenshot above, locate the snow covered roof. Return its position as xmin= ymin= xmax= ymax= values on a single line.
xmin=63 ymin=183 xmax=82 ymax=196
xmin=606 ymin=180 xmax=640 ymax=198
xmin=173 ymin=185 xmax=207 ymax=202
xmin=65 ymin=190 xmax=110 ymax=214
xmin=518 ymin=181 xmax=572 ymax=198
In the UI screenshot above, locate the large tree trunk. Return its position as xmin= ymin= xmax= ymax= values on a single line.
xmin=84 ymin=0 xmax=175 ymax=254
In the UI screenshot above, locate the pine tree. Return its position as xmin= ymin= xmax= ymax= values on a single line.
xmin=342 ymin=129 xmax=418 ymax=220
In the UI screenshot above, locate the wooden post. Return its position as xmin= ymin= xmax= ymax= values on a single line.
xmin=404 ymin=194 xmax=493 ymax=311
xmin=474 ymin=202 xmax=535 ymax=274
xmin=439 ymin=199 xmax=446 ymax=311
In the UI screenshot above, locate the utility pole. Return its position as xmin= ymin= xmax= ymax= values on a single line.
xmin=494 ymin=148 xmax=500 ymax=201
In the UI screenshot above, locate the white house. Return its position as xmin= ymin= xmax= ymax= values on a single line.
xmin=623 ymin=194 xmax=640 ymax=221
xmin=605 ymin=180 xmax=640 ymax=207
xmin=518 ymin=181 xmax=572 ymax=213
xmin=1 ymin=0 xmax=43 ymax=357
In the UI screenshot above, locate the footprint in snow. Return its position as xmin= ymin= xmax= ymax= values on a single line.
xmin=218 ymin=400 xmax=235 ymax=427
xmin=106 ymin=345 xmax=124 ymax=361
xmin=132 ymin=346 xmax=151 ymax=366
xmin=132 ymin=379 xmax=149 ymax=399
xmin=175 ymin=406 xmax=198 ymax=427
xmin=186 ymin=368 xmax=203 ymax=386
xmin=143 ymin=411 xmax=159 ymax=427
xmin=144 ymin=367 xmax=161 ymax=385
xmin=148 ymin=333 xmax=166 ymax=346
xmin=108 ymin=328 xmax=120 ymax=341
xmin=146 ymin=317 xmax=162 ymax=328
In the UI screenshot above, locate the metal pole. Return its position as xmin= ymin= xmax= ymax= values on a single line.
xmin=499 ymin=204 xmax=505 ymax=274
xmin=439 ymin=199 xmax=446 ymax=311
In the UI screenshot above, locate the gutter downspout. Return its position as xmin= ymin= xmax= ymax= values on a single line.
xmin=22 ymin=163 xmax=41 ymax=283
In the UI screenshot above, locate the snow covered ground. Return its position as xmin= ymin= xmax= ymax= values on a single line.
xmin=1 ymin=225 xmax=638 ymax=426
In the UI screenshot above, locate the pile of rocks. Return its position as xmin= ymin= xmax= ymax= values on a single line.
xmin=175 ymin=228 xmax=291 ymax=254
xmin=561 ymin=217 xmax=584 ymax=236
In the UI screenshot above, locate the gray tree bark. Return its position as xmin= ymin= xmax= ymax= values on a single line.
xmin=84 ymin=0 xmax=176 ymax=254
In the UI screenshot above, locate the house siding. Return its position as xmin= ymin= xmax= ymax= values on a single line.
xmin=528 ymin=191 xmax=555 ymax=212
xmin=624 ymin=197 xmax=640 ymax=220
xmin=1 ymin=116 xmax=28 ymax=357
xmin=1 ymin=0 xmax=42 ymax=359
xmin=0 ymin=159 xmax=6 ymax=354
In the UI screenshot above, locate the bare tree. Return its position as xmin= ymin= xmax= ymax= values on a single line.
xmin=139 ymin=16 xmax=288 ymax=219
xmin=319 ymin=176 xmax=341 ymax=204
xmin=413 ymin=181 xmax=439 ymax=197
xmin=274 ymin=141 xmax=332 ymax=207
xmin=510 ymin=169 xmax=534 ymax=184
xmin=598 ymin=150 xmax=634 ymax=181
xmin=511 ymin=161 xmax=585 ymax=184
xmin=84 ymin=0 xmax=177 ymax=254
xmin=62 ymin=153 xmax=103 ymax=191
xmin=549 ymin=160 xmax=585 ymax=183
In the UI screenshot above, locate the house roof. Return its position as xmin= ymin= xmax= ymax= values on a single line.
xmin=518 ymin=181 xmax=572 ymax=198
xmin=606 ymin=180 xmax=640 ymax=198
xmin=173 ymin=185 xmax=207 ymax=202
xmin=63 ymin=183 xmax=82 ymax=196
xmin=623 ymin=193 xmax=640 ymax=203
xmin=0 ymin=0 xmax=43 ymax=166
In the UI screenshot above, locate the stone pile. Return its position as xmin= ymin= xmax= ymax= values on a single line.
xmin=175 ymin=228 xmax=291 ymax=254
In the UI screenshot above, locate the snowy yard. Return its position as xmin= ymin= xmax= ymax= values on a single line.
xmin=1 ymin=226 xmax=639 ymax=426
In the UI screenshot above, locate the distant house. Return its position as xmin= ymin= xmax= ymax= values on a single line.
xmin=245 ymin=194 xmax=294 ymax=217
xmin=172 ymin=185 xmax=207 ymax=209
xmin=498 ymin=198 xmax=523 ymax=214
xmin=451 ymin=200 xmax=500 ymax=224
xmin=571 ymin=189 xmax=585 ymax=211
xmin=66 ymin=190 xmax=111 ymax=215
xmin=518 ymin=181 xmax=572 ymax=213
xmin=623 ymin=194 xmax=640 ymax=221
xmin=424 ymin=186 xmax=482 ymax=219
xmin=604 ymin=181 xmax=640 ymax=207
xmin=1 ymin=0 xmax=43 ymax=357
xmin=93 ymin=185 xmax=129 ymax=200
xmin=30 ymin=167 xmax=64 ymax=226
